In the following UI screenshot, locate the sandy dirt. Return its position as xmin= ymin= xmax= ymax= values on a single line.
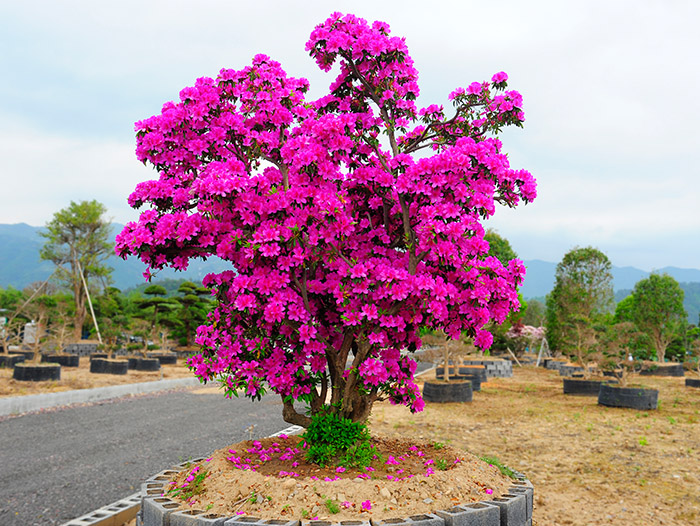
xmin=0 ymin=355 xmax=194 ymax=397
xmin=372 ymin=366 xmax=700 ymax=526
xmin=163 ymin=434 xmax=514 ymax=521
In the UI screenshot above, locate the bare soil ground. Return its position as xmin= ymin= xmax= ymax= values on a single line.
xmin=371 ymin=366 xmax=700 ymax=526
xmin=165 ymin=434 xmax=514 ymax=521
xmin=0 ymin=356 xmax=193 ymax=397
xmin=147 ymin=365 xmax=699 ymax=526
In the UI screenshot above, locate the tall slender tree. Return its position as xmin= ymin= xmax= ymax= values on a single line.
xmin=631 ymin=273 xmax=686 ymax=362
xmin=546 ymin=247 xmax=614 ymax=361
xmin=40 ymin=200 xmax=113 ymax=341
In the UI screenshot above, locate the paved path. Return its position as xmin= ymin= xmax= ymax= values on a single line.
xmin=0 ymin=386 xmax=287 ymax=526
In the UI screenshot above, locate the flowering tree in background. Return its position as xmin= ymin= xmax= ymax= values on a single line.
xmin=505 ymin=324 xmax=545 ymax=358
xmin=116 ymin=13 xmax=536 ymax=427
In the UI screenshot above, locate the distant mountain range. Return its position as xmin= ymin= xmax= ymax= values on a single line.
xmin=0 ymin=223 xmax=229 ymax=291
xmin=518 ymin=259 xmax=700 ymax=298
xmin=1 ymin=223 xmax=698 ymax=322
xmin=518 ymin=260 xmax=700 ymax=324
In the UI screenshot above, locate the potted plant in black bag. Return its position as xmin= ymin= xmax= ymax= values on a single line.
xmin=598 ymin=322 xmax=658 ymax=410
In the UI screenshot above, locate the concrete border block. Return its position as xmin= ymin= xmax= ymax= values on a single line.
xmin=142 ymin=469 xmax=182 ymax=498
xmin=505 ymin=488 xmax=531 ymax=521
xmin=225 ymin=518 xmax=300 ymax=526
xmin=484 ymin=493 xmax=527 ymax=526
xmin=300 ymin=521 xmax=368 ymax=526
xmin=61 ymin=492 xmax=141 ymax=526
xmin=373 ymin=513 xmax=444 ymax=526
xmin=436 ymin=503 xmax=501 ymax=526
xmin=170 ymin=508 xmax=232 ymax=526
xmin=142 ymin=496 xmax=181 ymax=526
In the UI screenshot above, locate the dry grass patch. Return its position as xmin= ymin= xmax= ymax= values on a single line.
xmin=371 ymin=366 xmax=700 ymax=526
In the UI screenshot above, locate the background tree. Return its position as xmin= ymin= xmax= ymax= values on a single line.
xmin=631 ymin=273 xmax=686 ymax=362
xmin=598 ymin=321 xmax=638 ymax=386
xmin=40 ymin=200 xmax=113 ymax=341
xmin=484 ymin=229 xmax=518 ymax=266
xmin=45 ymin=293 xmax=74 ymax=354
xmin=135 ymin=285 xmax=176 ymax=352
xmin=0 ymin=287 xmax=27 ymax=354
xmin=614 ymin=294 xmax=636 ymax=323
xmin=94 ymin=287 xmax=129 ymax=358
xmin=686 ymin=327 xmax=700 ymax=375
xmin=116 ymin=13 xmax=536 ymax=427
xmin=18 ymin=281 xmax=57 ymax=360
xmin=521 ymin=298 xmax=545 ymax=327
xmin=613 ymin=295 xmax=652 ymax=360
xmin=545 ymin=247 xmax=614 ymax=363
xmin=173 ymin=281 xmax=212 ymax=347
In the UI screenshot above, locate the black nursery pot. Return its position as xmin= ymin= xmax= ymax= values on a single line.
xmin=422 ymin=380 xmax=473 ymax=403
xmin=148 ymin=353 xmax=178 ymax=365
xmin=89 ymin=353 xmax=109 ymax=361
xmin=563 ymin=378 xmax=609 ymax=396
xmin=686 ymin=378 xmax=700 ymax=388
xmin=460 ymin=374 xmax=482 ymax=392
xmin=597 ymin=383 xmax=658 ymax=410
xmin=41 ymin=354 xmax=80 ymax=367
xmin=639 ymin=363 xmax=684 ymax=377
xmin=0 ymin=354 xmax=26 ymax=368
xmin=13 ymin=363 xmax=61 ymax=382
xmin=90 ymin=358 xmax=128 ymax=375
xmin=135 ymin=358 xmax=161 ymax=371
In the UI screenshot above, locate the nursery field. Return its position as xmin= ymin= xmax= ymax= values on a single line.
xmin=0 ymin=357 xmax=194 ymax=397
xmin=371 ymin=366 xmax=700 ymax=526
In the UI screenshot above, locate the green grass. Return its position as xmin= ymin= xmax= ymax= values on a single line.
xmin=479 ymin=455 xmax=518 ymax=479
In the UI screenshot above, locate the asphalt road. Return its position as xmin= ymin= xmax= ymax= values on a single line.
xmin=0 ymin=387 xmax=288 ymax=526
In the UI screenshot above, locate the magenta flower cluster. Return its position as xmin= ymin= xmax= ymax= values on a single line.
xmin=115 ymin=12 xmax=536 ymax=419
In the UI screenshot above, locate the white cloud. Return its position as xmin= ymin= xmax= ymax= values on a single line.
xmin=0 ymin=119 xmax=149 ymax=226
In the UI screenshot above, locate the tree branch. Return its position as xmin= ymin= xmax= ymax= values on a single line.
xmin=282 ymin=397 xmax=312 ymax=427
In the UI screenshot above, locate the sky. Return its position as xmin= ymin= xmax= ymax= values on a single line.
xmin=1 ymin=0 xmax=698 ymax=272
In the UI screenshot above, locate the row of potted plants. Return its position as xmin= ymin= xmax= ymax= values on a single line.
xmin=3 ymin=347 xmax=181 ymax=381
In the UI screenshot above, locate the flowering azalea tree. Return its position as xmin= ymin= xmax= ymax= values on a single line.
xmin=505 ymin=324 xmax=545 ymax=358
xmin=116 ymin=13 xmax=536 ymax=427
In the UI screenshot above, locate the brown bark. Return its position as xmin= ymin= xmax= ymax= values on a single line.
xmin=282 ymin=398 xmax=312 ymax=427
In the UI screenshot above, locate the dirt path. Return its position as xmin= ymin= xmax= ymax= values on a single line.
xmin=371 ymin=366 xmax=700 ymax=526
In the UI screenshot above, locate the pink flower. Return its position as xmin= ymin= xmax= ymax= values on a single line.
xmin=341 ymin=501 xmax=353 ymax=508
xmin=362 ymin=500 xmax=372 ymax=511
xmin=491 ymin=71 xmax=508 ymax=83
xmin=485 ymin=488 xmax=493 ymax=495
